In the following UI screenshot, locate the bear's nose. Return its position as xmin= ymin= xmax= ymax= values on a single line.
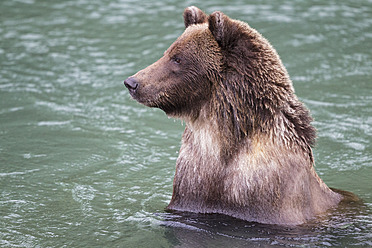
xmin=124 ymin=77 xmax=139 ymax=93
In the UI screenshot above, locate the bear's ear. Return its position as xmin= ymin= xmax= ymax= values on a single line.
xmin=208 ymin=11 xmax=240 ymax=49
xmin=183 ymin=6 xmax=208 ymax=28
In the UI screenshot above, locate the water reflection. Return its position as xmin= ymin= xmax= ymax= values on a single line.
xmin=160 ymin=198 xmax=370 ymax=247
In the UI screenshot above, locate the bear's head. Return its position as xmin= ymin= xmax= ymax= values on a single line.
xmin=124 ymin=6 xmax=316 ymax=151
xmin=124 ymin=7 xmax=221 ymax=119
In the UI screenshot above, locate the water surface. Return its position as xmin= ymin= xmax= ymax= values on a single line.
xmin=1 ymin=0 xmax=371 ymax=247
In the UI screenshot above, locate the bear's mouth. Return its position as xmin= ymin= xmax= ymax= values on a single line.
xmin=138 ymin=91 xmax=180 ymax=115
xmin=127 ymin=89 xmax=163 ymax=110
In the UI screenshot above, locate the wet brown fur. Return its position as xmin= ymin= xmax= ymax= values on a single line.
xmin=125 ymin=6 xmax=342 ymax=225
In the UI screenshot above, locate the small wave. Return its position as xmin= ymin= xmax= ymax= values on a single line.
xmin=37 ymin=121 xmax=71 ymax=126
xmin=0 ymin=168 xmax=40 ymax=177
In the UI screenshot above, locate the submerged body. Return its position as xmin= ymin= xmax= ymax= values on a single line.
xmin=124 ymin=6 xmax=342 ymax=225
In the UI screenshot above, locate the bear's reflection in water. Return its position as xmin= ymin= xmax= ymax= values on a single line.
xmin=160 ymin=191 xmax=366 ymax=247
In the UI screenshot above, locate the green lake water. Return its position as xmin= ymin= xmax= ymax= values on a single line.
xmin=1 ymin=0 xmax=371 ymax=247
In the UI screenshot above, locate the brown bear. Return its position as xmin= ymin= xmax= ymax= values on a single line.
xmin=124 ymin=6 xmax=343 ymax=225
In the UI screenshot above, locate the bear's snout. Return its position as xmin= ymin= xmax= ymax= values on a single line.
xmin=124 ymin=77 xmax=139 ymax=94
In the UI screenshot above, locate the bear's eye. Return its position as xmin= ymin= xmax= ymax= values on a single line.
xmin=172 ymin=57 xmax=181 ymax=64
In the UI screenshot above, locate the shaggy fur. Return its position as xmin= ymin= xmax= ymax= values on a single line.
xmin=124 ymin=6 xmax=342 ymax=225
